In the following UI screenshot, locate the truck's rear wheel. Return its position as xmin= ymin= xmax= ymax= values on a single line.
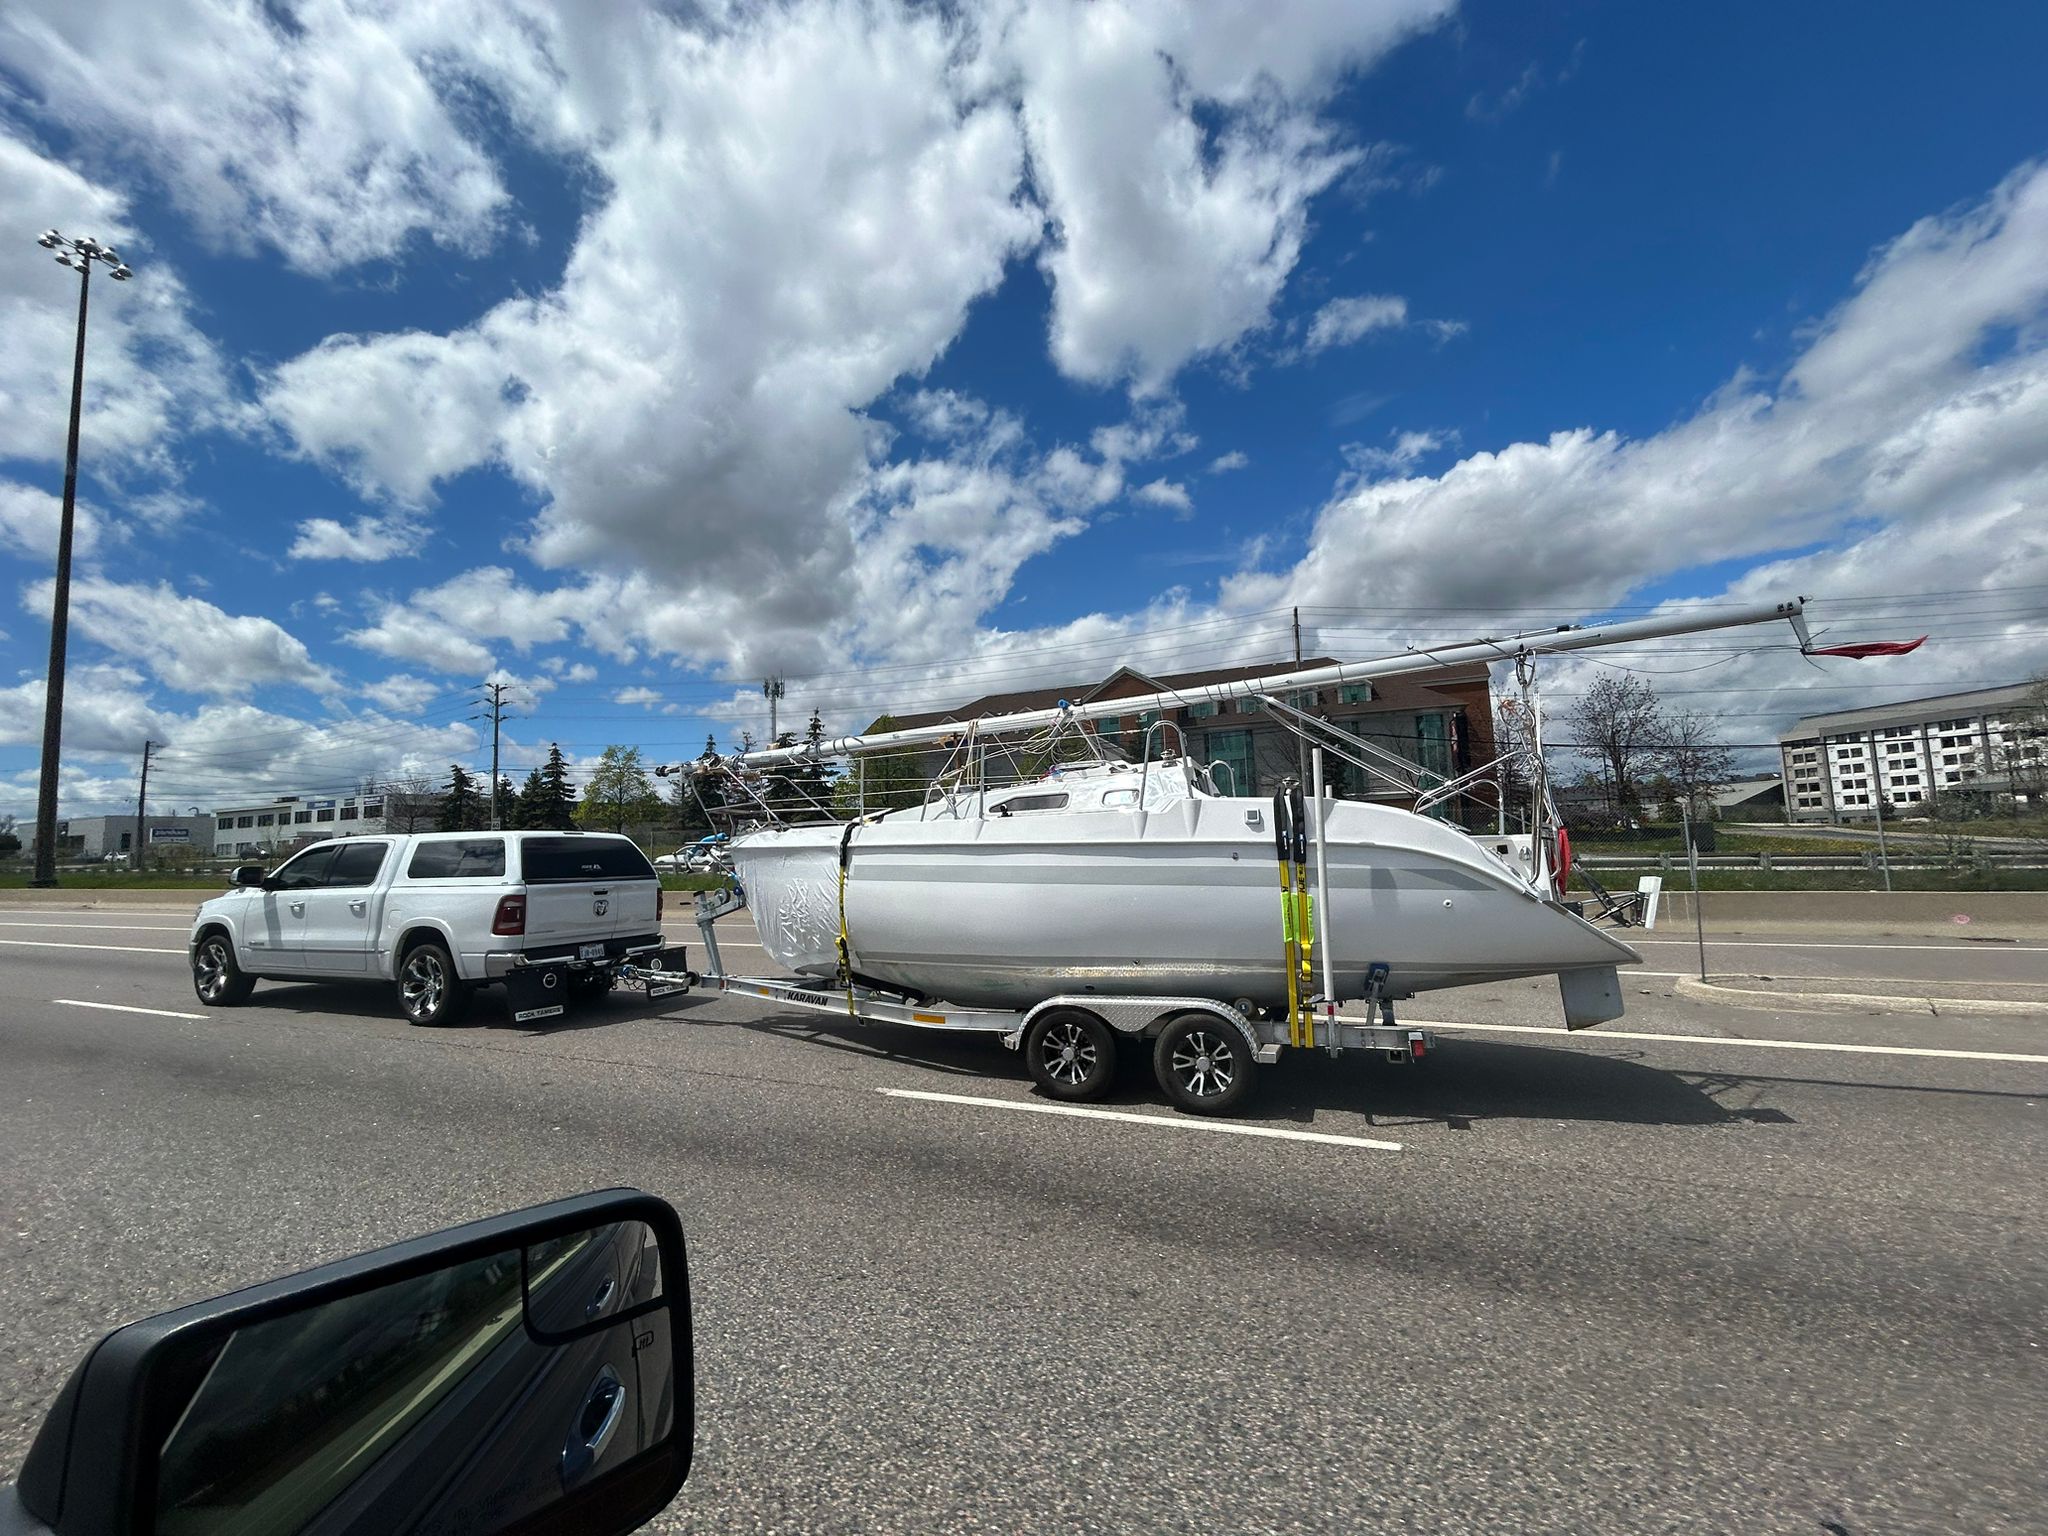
xmin=1023 ymin=1007 xmax=1116 ymax=1102
xmin=1153 ymin=1013 xmax=1255 ymax=1115
xmin=398 ymin=940 xmax=470 ymax=1027
xmin=192 ymin=932 xmax=254 ymax=1007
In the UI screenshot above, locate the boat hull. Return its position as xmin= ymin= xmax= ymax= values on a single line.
xmin=730 ymin=797 xmax=1639 ymax=1013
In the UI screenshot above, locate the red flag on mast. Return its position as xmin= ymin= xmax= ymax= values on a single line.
xmin=1805 ymin=636 xmax=1928 ymax=659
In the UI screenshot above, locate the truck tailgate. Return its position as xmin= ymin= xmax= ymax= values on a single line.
xmin=517 ymin=835 xmax=662 ymax=946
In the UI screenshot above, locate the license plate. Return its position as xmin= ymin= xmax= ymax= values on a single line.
xmin=579 ymin=942 xmax=606 ymax=960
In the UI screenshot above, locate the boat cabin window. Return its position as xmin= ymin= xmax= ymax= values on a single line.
xmin=991 ymin=791 xmax=1070 ymax=816
xmin=1101 ymin=788 xmax=1139 ymax=807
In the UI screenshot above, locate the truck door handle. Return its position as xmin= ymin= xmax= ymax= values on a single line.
xmin=586 ymin=1274 xmax=616 ymax=1319
xmin=561 ymin=1365 xmax=626 ymax=1487
xmin=289 ymin=901 xmax=305 ymax=916
xmin=348 ymin=899 xmax=367 ymax=915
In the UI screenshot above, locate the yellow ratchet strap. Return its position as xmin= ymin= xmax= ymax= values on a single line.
xmin=836 ymin=821 xmax=859 ymax=1019
xmin=1274 ymin=790 xmax=1301 ymax=1049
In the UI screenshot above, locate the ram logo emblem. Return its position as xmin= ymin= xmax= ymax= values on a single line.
xmin=594 ymin=897 xmax=609 ymax=917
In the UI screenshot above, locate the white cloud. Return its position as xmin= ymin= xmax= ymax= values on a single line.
xmin=613 ymin=686 xmax=662 ymax=708
xmin=0 ymin=478 xmax=108 ymax=560
xmin=21 ymin=578 xmax=338 ymax=698
xmin=1342 ymin=428 xmax=1451 ymax=475
xmin=562 ymin=662 xmax=598 ymax=684
xmin=1011 ymin=0 xmax=1453 ymax=389
xmin=288 ymin=514 xmax=426 ymax=562
xmin=0 ymin=663 xmax=165 ymax=753
xmin=358 ymin=673 xmax=442 ymax=714
xmin=1132 ymin=478 xmax=1194 ymax=515
xmin=1222 ymin=160 xmax=2048 ymax=706
xmin=1206 ymin=450 xmax=1250 ymax=474
xmin=0 ymin=132 xmax=233 ymax=485
xmin=1304 ymin=294 xmax=1409 ymax=352
xmin=0 ymin=0 xmax=511 ymax=275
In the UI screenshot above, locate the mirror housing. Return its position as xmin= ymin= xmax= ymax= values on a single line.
xmin=8 ymin=1190 xmax=691 ymax=1536
xmin=230 ymin=865 xmax=268 ymax=889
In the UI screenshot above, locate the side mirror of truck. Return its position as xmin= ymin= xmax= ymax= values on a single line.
xmin=2 ymin=1189 xmax=692 ymax=1536
xmin=231 ymin=864 xmax=267 ymax=888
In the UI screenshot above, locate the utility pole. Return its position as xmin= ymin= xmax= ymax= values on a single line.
xmin=28 ymin=229 xmax=132 ymax=886
xmin=763 ymin=675 xmax=785 ymax=744
xmin=474 ymin=682 xmax=510 ymax=829
xmin=131 ymin=738 xmax=153 ymax=870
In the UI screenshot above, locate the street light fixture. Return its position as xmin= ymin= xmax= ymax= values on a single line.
xmin=26 ymin=227 xmax=133 ymax=886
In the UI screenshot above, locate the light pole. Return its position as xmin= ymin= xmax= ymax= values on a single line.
xmin=27 ymin=228 xmax=131 ymax=886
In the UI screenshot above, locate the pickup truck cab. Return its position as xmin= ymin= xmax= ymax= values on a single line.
xmin=188 ymin=831 xmax=667 ymax=1025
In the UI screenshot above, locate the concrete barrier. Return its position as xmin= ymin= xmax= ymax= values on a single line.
xmin=1655 ymin=889 xmax=2048 ymax=939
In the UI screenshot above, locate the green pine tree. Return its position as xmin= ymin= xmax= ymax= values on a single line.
xmin=437 ymin=764 xmax=482 ymax=831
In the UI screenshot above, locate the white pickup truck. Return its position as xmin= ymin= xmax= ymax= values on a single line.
xmin=188 ymin=830 xmax=682 ymax=1025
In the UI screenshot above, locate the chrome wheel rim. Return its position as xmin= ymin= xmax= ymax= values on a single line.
xmin=194 ymin=941 xmax=228 ymax=1000
xmin=401 ymin=950 xmax=445 ymax=1018
xmin=1169 ymin=1028 xmax=1235 ymax=1099
xmin=1040 ymin=1017 xmax=1097 ymax=1086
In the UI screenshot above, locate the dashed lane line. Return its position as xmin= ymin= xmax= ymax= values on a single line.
xmin=0 ymin=938 xmax=184 ymax=954
xmin=52 ymin=998 xmax=205 ymax=1020
xmin=882 ymin=1087 xmax=1404 ymax=1150
xmin=1359 ymin=1017 xmax=2048 ymax=1065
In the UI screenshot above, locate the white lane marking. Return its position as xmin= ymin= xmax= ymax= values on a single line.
xmin=1358 ymin=1017 xmax=2048 ymax=1065
xmin=1633 ymin=938 xmax=2048 ymax=953
xmin=882 ymin=1087 xmax=1404 ymax=1151
xmin=53 ymin=998 xmax=205 ymax=1020
xmin=0 ymin=938 xmax=183 ymax=954
xmin=0 ymin=920 xmax=190 ymax=931
xmin=1632 ymin=969 xmax=2048 ymax=990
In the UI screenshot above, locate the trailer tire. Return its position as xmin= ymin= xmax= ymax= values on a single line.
xmin=192 ymin=930 xmax=255 ymax=1007
xmin=397 ymin=939 xmax=470 ymax=1027
xmin=1023 ymin=1007 xmax=1116 ymax=1102
xmin=1153 ymin=1013 xmax=1255 ymax=1115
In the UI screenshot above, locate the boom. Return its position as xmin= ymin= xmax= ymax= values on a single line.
xmin=666 ymin=597 xmax=1812 ymax=775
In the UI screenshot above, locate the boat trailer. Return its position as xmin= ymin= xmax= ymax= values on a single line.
xmin=616 ymin=882 xmax=1433 ymax=1115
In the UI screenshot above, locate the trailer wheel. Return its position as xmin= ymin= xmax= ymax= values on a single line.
xmin=1023 ymin=1008 xmax=1116 ymax=1102
xmin=398 ymin=940 xmax=471 ymax=1027
xmin=192 ymin=931 xmax=255 ymax=1007
xmin=1153 ymin=1013 xmax=1255 ymax=1115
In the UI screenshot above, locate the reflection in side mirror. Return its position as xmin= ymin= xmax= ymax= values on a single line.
xmin=231 ymin=864 xmax=267 ymax=888
xmin=10 ymin=1191 xmax=689 ymax=1536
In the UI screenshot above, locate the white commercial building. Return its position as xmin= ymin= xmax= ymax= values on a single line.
xmin=212 ymin=790 xmax=388 ymax=856
xmin=1777 ymin=683 xmax=2044 ymax=822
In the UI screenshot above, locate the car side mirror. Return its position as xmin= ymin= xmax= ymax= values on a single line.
xmin=231 ymin=864 xmax=267 ymax=888
xmin=5 ymin=1190 xmax=691 ymax=1536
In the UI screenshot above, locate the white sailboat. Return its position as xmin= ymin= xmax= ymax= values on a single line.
xmin=674 ymin=599 xmax=1816 ymax=1037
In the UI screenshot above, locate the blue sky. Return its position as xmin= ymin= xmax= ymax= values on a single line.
xmin=3 ymin=0 xmax=2046 ymax=816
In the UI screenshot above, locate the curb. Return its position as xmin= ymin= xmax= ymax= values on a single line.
xmin=1674 ymin=975 xmax=2048 ymax=1018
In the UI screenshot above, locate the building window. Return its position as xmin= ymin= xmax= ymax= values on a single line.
xmin=339 ymin=806 xmax=359 ymax=821
xmin=1187 ymin=701 xmax=1217 ymax=719
xmin=257 ymin=814 xmax=274 ymax=827
xmin=1339 ymin=684 xmax=1371 ymax=704
xmin=316 ymin=808 xmax=335 ymax=822
xmin=295 ymin=811 xmax=312 ymax=824
xmin=235 ymin=815 xmax=254 ymax=829
xmin=363 ymin=801 xmax=384 ymax=818
xmin=1205 ymin=730 xmax=1255 ymax=795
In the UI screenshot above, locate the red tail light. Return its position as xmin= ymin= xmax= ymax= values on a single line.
xmin=492 ymin=894 xmax=526 ymax=936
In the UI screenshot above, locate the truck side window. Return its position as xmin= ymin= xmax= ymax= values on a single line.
xmin=326 ymin=841 xmax=391 ymax=887
xmin=406 ymin=839 xmax=507 ymax=879
xmin=272 ymin=847 xmax=338 ymax=890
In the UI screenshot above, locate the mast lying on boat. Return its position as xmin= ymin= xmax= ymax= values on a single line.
xmin=670 ymin=596 xmax=1814 ymax=776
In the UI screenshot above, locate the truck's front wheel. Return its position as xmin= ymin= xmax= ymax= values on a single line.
xmin=398 ymin=940 xmax=471 ymax=1027
xmin=192 ymin=932 xmax=255 ymax=1007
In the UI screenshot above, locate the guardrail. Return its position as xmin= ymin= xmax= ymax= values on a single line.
xmin=1580 ymin=852 xmax=2046 ymax=872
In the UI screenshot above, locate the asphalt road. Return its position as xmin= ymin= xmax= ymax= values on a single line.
xmin=1 ymin=907 xmax=2043 ymax=1535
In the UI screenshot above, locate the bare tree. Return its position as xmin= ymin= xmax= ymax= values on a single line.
xmin=1660 ymin=708 xmax=1736 ymax=821
xmin=1565 ymin=673 xmax=1668 ymax=825
xmin=380 ymin=772 xmax=438 ymax=833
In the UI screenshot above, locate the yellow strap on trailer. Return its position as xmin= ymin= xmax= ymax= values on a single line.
xmin=1274 ymin=788 xmax=1302 ymax=1049
xmin=1290 ymin=781 xmax=1314 ymax=1050
xmin=836 ymin=821 xmax=859 ymax=1019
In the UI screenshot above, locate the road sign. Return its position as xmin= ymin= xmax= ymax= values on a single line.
xmin=149 ymin=826 xmax=191 ymax=843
